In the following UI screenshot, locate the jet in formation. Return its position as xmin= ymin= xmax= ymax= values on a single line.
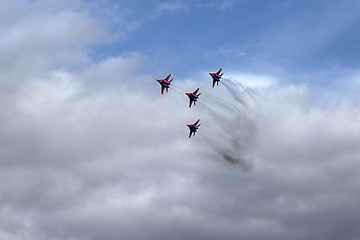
xmin=156 ymin=68 xmax=224 ymax=138
xmin=156 ymin=74 xmax=173 ymax=94
xmin=185 ymin=88 xmax=201 ymax=107
xmin=209 ymin=68 xmax=223 ymax=87
xmin=187 ymin=119 xmax=201 ymax=138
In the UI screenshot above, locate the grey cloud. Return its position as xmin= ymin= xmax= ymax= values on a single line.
xmin=1 ymin=1 xmax=360 ymax=240
xmin=2 ymin=61 xmax=360 ymax=240
xmin=0 ymin=1 xmax=111 ymax=85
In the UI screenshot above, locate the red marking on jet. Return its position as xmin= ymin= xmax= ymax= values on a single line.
xmin=209 ymin=68 xmax=223 ymax=87
xmin=187 ymin=119 xmax=201 ymax=138
xmin=185 ymin=88 xmax=201 ymax=107
xmin=156 ymin=74 xmax=173 ymax=94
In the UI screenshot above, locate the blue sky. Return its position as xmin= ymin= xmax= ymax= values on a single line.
xmin=91 ymin=0 xmax=360 ymax=81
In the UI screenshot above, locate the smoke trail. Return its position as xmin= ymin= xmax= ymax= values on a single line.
xmin=202 ymin=90 xmax=242 ymax=113
xmin=170 ymin=84 xmax=184 ymax=95
xmin=221 ymin=80 xmax=247 ymax=107
xmin=158 ymin=75 xmax=257 ymax=170
xmin=217 ymin=147 xmax=252 ymax=171
xmin=223 ymin=73 xmax=257 ymax=101
xmin=196 ymin=85 xmax=256 ymax=170
xmin=198 ymin=113 xmax=254 ymax=171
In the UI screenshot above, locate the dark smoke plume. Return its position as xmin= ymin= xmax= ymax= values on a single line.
xmin=169 ymin=77 xmax=256 ymax=169
xmin=196 ymin=82 xmax=256 ymax=170
xmin=221 ymin=80 xmax=247 ymax=107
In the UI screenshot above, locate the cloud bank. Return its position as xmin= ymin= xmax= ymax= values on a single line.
xmin=0 ymin=1 xmax=360 ymax=240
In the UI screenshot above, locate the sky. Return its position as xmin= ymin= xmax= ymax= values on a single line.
xmin=1 ymin=0 xmax=360 ymax=239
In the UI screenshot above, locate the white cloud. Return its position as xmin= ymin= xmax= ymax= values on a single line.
xmin=16 ymin=72 xmax=78 ymax=116
xmin=1 ymin=1 xmax=360 ymax=240
xmin=194 ymin=0 xmax=240 ymax=10
xmin=157 ymin=0 xmax=186 ymax=12
xmin=4 ymin=59 xmax=360 ymax=239
xmin=224 ymin=72 xmax=277 ymax=88
xmin=0 ymin=1 xmax=112 ymax=83
xmin=156 ymin=0 xmax=241 ymax=13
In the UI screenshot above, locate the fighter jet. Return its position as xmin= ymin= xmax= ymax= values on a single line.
xmin=156 ymin=74 xmax=173 ymax=94
xmin=187 ymin=119 xmax=200 ymax=138
xmin=185 ymin=88 xmax=201 ymax=107
xmin=209 ymin=68 xmax=223 ymax=87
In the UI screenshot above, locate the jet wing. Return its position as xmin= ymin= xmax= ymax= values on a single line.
xmin=216 ymin=68 xmax=222 ymax=75
xmin=164 ymin=74 xmax=171 ymax=81
xmin=193 ymin=88 xmax=200 ymax=94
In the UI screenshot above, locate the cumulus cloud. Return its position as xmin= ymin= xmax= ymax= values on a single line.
xmin=1 ymin=1 xmax=360 ymax=240
xmin=0 ymin=0 xmax=112 ymax=84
